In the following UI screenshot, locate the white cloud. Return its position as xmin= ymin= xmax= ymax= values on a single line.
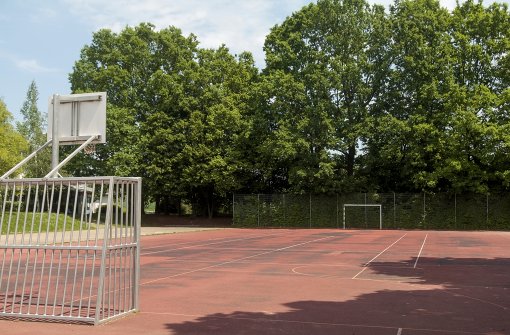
xmin=0 ymin=51 xmax=58 ymax=73
xmin=15 ymin=58 xmax=59 ymax=73
xmin=61 ymin=0 xmax=510 ymax=67
xmin=61 ymin=0 xmax=311 ymax=66
xmin=30 ymin=7 xmax=58 ymax=22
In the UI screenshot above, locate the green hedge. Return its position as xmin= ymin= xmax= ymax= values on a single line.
xmin=233 ymin=193 xmax=510 ymax=230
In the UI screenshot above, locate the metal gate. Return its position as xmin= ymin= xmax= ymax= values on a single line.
xmin=0 ymin=177 xmax=141 ymax=324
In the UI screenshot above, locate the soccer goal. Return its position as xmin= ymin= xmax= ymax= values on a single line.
xmin=342 ymin=204 xmax=382 ymax=229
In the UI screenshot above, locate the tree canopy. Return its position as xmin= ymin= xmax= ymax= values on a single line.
xmin=63 ymin=0 xmax=510 ymax=215
xmin=0 ymin=99 xmax=28 ymax=176
xmin=16 ymin=80 xmax=51 ymax=177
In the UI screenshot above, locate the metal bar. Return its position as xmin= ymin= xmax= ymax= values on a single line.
xmin=0 ymin=140 xmax=52 ymax=179
xmin=0 ymin=311 xmax=95 ymax=323
xmin=95 ymin=178 xmax=114 ymax=324
xmin=44 ymin=135 xmax=99 ymax=178
xmin=0 ymin=244 xmax=103 ymax=250
xmin=9 ymin=184 xmax=24 ymax=313
xmin=51 ymin=94 xmax=60 ymax=176
xmin=19 ymin=183 xmax=34 ymax=312
xmin=1 ymin=177 xmax=140 ymax=324
xmin=40 ymin=182 xmax=56 ymax=314
xmin=58 ymin=94 xmax=102 ymax=103
xmin=0 ymin=185 xmax=16 ymax=313
xmin=133 ymin=179 xmax=141 ymax=311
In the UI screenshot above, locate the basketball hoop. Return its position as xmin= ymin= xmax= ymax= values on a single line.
xmin=84 ymin=143 xmax=96 ymax=155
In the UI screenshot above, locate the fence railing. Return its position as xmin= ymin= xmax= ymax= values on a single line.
xmin=233 ymin=193 xmax=510 ymax=230
xmin=0 ymin=177 xmax=141 ymax=324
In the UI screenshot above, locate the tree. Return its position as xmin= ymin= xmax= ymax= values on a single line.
xmin=261 ymin=0 xmax=392 ymax=193
xmin=142 ymin=47 xmax=258 ymax=217
xmin=16 ymin=80 xmax=50 ymax=177
xmin=0 ymin=99 xmax=28 ymax=176
xmin=70 ymin=23 xmax=258 ymax=216
xmin=363 ymin=0 xmax=456 ymax=192
xmin=442 ymin=0 xmax=510 ymax=192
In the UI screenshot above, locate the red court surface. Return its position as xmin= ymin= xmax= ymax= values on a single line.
xmin=1 ymin=228 xmax=509 ymax=334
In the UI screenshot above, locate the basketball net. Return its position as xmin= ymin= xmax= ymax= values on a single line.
xmin=84 ymin=143 xmax=96 ymax=155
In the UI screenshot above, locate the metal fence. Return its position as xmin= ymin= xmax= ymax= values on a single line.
xmin=0 ymin=177 xmax=141 ymax=324
xmin=233 ymin=193 xmax=510 ymax=230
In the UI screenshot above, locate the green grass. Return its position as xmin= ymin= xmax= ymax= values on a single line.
xmin=0 ymin=212 xmax=84 ymax=235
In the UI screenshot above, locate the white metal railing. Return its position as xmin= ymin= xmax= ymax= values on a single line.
xmin=0 ymin=177 xmax=141 ymax=324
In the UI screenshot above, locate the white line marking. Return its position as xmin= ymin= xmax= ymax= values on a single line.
xmin=352 ymin=233 xmax=407 ymax=279
xmin=414 ymin=233 xmax=428 ymax=268
xmin=142 ymin=235 xmax=334 ymax=285
xmin=141 ymin=232 xmax=282 ymax=256
xmin=397 ymin=327 xmax=403 ymax=335
xmin=141 ymin=235 xmax=236 ymax=251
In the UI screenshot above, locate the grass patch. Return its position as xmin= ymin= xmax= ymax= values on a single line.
xmin=1 ymin=212 xmax=85 ymax=235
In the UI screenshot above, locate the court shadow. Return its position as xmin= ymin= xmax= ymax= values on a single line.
xmin=164 ymin=257 xmax=510 ymax=335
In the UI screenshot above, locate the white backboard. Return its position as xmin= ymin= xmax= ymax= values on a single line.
xmin=47 ymin=92 xmax=106 ymax=145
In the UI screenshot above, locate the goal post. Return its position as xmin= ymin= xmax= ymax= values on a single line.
xmin=342 ymin=204 xmax=382 ymax=229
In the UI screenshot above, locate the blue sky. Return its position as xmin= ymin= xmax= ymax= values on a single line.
xmin=1 ymin=0 xmax=508 ymax=124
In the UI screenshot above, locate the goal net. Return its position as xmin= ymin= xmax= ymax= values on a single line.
xmin=342 ymin=204 xmax=382 ymax=229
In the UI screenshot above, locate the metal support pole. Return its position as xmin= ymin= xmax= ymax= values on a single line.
xmin=257 ymin=194 xmax=260 ymax=227
xmin=454 ymin=193 xmax=457 ymax=228
xmin=486 ymin=194 xmax=489 ymax=229
xmin=342 ymin=205 xmax=345 ymax=229
xmin=364 ymin=193 xmax=367 ymax=228
xmin=44 ymin=135 xmax=98 ymax=178
xmin=1 ymin=140 xmax=52 ymax=179
xmin=423 ymin=192 xmax=426 ymax=228
xmin=393 ymin=192 xmax=396 ymax=229
xmin=309 ymin=194 xmax=312 ymax=228
xmin=336 ymin=194 xmax=339 ymax=229
xmin=51 ymin=94 xmax=60 ymax=178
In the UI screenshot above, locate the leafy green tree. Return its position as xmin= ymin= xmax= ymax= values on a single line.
xmin=16 ymin=80 xmax=51 ymax=177
xmin=261 ymin=0 xmax=392 ymax=193
xmin=364 ymin=0 xmax=456 ymax=191
xmin=0 ymin=99 xmax=28 ymax=176
xmin=142 ymin=47 xmax=258 ymax=217
xmin=70 ymin=23 xmax=258 ymax=216
xmin=443 ymin=0 xmax=510 ymax=192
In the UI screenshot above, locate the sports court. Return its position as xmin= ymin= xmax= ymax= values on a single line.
xmin=1 ymin=227 xmax=508 ymax=335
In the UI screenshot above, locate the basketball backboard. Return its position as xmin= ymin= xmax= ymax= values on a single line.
xmin=47 ymin=92 xmax=106 ymax=145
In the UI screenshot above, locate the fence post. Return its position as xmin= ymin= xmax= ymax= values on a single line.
xmin=423 ymin=192 xmax=426 ymax=228
xmin=232 ymin=193 xmax=235 ymax=225
xmin=393 ymin=192 xmax=396 ymax=229
xmin=336 ymin=194 xmax=339 ymax=229
xmin=257 ymin=194 xmax=260 ymax=227
xmin=280 ymin=193 xmax=287 ymax=226
xmin=309 ymin=193 xmax=312 ymax=228
xmin=486 ymin=194 xmax=489 ymax=229
xmin=454 ymin=193 xmax=457 ymax=229
xmin=364 ymin=193 xmax=367 ymax=228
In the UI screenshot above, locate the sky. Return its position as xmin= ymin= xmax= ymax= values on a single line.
xmin=0 ymin=0 xmax=508 ymax=124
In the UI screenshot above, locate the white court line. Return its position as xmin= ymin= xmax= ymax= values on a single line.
xmin=352 ymin=233 xmax=407 ymax=279
xmin=141 ymin=235 xmax=237 ymax=251
xmin=397 ymin=327 xmax=403 ymax=335
xmin=141 ymin=232 xmax=283 ymax=256
xmin=141 ymin=235 xmax=334 ymax=285
xmin=413 ymin=233 xmax=428 ymax=268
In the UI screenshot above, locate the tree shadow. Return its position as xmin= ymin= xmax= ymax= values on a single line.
xmin=164 ymin=256 xmax=510 ymax=334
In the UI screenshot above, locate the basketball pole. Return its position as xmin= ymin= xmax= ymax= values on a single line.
xmin=51 ymin=94 xmax=60 ymax=178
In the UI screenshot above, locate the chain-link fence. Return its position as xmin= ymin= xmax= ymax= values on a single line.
xmin=233 ymin=193 xmax=510 ymax=230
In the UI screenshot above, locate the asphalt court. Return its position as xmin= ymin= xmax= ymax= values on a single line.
xmin=1 ymin=228 xmax=509 ymax=335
